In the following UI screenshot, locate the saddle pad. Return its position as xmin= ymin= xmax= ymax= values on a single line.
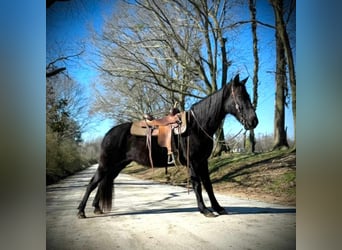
xmin=130 ymin=122 xmax=159 ymax=136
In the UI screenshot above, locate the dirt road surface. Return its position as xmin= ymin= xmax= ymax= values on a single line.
xmin=47 ymin=165 xmax=296 ymax=250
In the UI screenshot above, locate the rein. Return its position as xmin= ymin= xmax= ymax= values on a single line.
xmin=189 ymin=84 xmax=244 ymax=143
xmin=190 ymin=109 xmax=214 ymax=141
xmin=190 ymin=109 xmax=243 ymax=143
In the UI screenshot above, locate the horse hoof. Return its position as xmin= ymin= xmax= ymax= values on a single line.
xmin=94 ymin=207 xmax=103 ymax=215
xmin=77 ymin=212 xmax=86 ymax=219
xmin=202 ymin=211 xmax=217 ymax=218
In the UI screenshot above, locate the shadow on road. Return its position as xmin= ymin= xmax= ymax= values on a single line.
xmin=227 ymin=206 xmax=296 ymax=215
xmin=83 ymin=206 xmax=295 ymax=219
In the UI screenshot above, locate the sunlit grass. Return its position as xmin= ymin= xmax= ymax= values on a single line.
xmin=122 ymin=148 xmax=296 ymax=205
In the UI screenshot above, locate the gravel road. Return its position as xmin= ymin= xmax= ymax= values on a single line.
xmin=47 ymin=165 xmax=296 ymax=250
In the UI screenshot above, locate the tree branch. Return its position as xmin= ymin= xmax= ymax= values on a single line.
xmin=46 ymin=67 xmax=66 ymax=77
xmin=47 ymin=0 xmax=70 ymax=8
xmin=226 ymin=20 xmax=275 ymax=29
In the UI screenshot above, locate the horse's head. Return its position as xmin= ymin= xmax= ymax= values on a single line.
xmin=225 ymin=74 xmax=258 ymax=130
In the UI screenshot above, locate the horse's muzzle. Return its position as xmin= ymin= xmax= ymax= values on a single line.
xmin=244 ymin=116 xmax=258 ymax=130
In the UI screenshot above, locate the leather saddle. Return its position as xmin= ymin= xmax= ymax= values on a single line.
xmin=130 ymin=110 xmax=187 ymax=165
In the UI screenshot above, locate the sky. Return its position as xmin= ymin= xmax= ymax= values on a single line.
xmin=47 ymin=0 xmax=295 ymax=142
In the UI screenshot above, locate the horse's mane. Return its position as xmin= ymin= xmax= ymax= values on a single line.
xmin=190 ymin=83 xmax=231 ymax=134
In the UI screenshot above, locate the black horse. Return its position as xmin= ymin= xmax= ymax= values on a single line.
xmin=77 ymin=74 xmax=258 ymax=218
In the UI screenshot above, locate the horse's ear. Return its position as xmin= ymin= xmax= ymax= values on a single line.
xmin=233 ymin=74 xmax=240 ymax=85
xmin=241 ymin=77 xmax=248 ymax=85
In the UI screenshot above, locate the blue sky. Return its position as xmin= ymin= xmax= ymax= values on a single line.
xmin=47 ymin=0 xmax=295 ymax=142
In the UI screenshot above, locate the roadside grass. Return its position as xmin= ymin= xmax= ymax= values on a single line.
xmin=122 ymin=148 xmax=296 ymax=205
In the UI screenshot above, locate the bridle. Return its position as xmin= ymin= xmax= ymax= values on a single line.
xmin=230 ymin=84 xmax=246 ymax=127
xmin=189 ymin=83 xmax=247 ymax=141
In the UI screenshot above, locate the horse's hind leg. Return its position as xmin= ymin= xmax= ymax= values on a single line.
xmin=77 ymin=168 xmax=104 ymax=218
xmin=92 ymin=189 xmax=103 ymax=214
xmin=91 ymin=160 xmax=131 ymax=214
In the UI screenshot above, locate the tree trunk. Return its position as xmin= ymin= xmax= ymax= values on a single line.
xmin=249 ymin=129 xmax=256 ymax=153
xmin=211 ymin=121 xmax=230 ymax=157
xmin=271 ymin=0 xmax=296 ymax=143
xmin=248 ymin=0 xmax=259 ymax=153
xmin=272 ymin=0 xmax=289 ymax=150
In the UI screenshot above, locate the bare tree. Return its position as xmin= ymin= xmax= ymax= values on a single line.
xmin=91 ymin=0 xmax=243 ymax=156
xmin=91 ymin=0 xmax=203 ymax=118
xmin=47 ymin=73 xmax=89 ymax=140
xmin=46 ymin=50 xmax=84 ymax=78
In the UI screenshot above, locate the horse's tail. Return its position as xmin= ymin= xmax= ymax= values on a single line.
xmin=98 ymin=169 xmax=114 ymax=212
xmin=97 ymin=122 xmax=132 ymax=212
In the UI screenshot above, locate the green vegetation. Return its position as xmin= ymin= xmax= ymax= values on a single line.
xmin=46 ymin=76 xmax=95 ymax=185
xmin=46 ymin=127 xmax=87 ymax=184
xmin=122 ymin=148 xmax=296 ymax=205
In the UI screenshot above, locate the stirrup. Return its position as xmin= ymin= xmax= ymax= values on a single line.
xmin=167 ymin=153 xmax=175 ymax=165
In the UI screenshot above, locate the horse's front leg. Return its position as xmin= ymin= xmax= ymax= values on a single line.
xmin=190 ymin=167 xmax=216 ymax=217
xmin=199 ymin=162 xmax=228 ymax=215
